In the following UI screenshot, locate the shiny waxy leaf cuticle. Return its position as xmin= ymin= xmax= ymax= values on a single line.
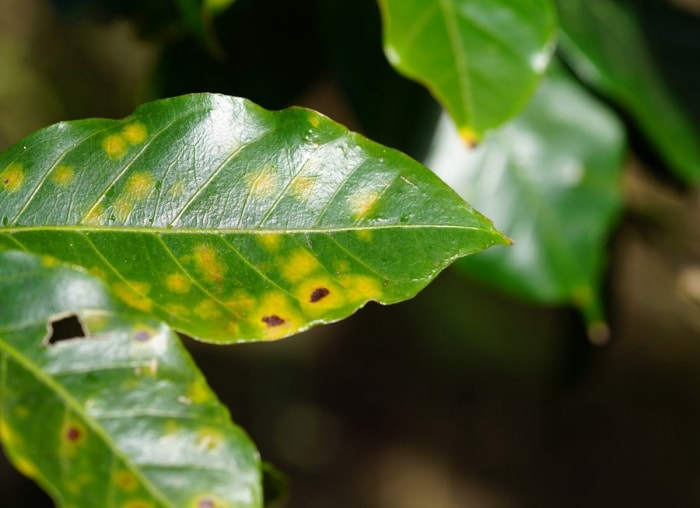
xmin=0 ymin=251 xmax=262 ymax=507
xmin=0 ymin=93 xmax=508 ymax=343
xmin=378 ymin=0 xmax=557 ymax=142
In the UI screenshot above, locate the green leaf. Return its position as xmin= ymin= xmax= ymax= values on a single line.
xmin=0 ymin=250 xmax=261 ymax=507
xmin=556 ymin=0 xmax=700 ymax=182
xmin=378 ymin=0 xmax=557 ymax=144
xmin=0 ymin=93 xmax=507 ymax=343
xmin=427 ymin=67 xmax=624 ymax=340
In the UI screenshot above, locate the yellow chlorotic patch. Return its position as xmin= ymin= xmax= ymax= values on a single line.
xmin=224 ymin=289 xmax=256 ymax=316
xmin=196 ymin=427 xmax=224 ymax=450
xmin=257 ymin=233 xmax=283 ymax=252
xmin=355 ymin=229 xmax=373 ymax=242
xmin=51 ymin=165 xmax=74 ymax=187
xmin=0 ymin=419 xmax=18 ymax=444
xmin=295 ymin=276 xmax=346 ymax=316
xmin=255 ymin=292 xmax=301 ymax=340
xmin=165 ymin=272 xmax=192 ymax=294
xmin=459 ymin=126 xmax=480 ymax=148
xmin=338 ymin=274 xmax=382 ymax=302
xmin=349 ymin=189 xmax=380 ymax=219
xmin=169 ymin=180 xmax=185 ymax=197
xmin=104 ymin=134 xmax=128 ymax=159
xmin=226 ymin=320 xmax=240 ymax=336
xmin=290 ymin=175 xmax=316 ymax=201
xmin=164 ymin=303 xmax=191 ymax=318
xmin=113 ymin=196 xmax=135 ymax=223
xmin=113 ymin=282 xmax=153 ymax=312
xmin=0 ymin=163 xmax=24 ymax=193
xmin=246 ymin=166 xmax=278 ymax=197
xmin=124 ymin=500 xmax=155 ymax=508
xmin=60 ymin=419 xmax=87 ymax=458
xmin=123 ymin=122 xmax=148 ymax=145
xmin=114 ymin=470 xmax=139 ymax=492
xmin=13 ymin=456 xmax=38 ymax=479
xmin=125 ymin=172 xmax=155 ymax=201
xmin=186 ymin=378 xmax=212 ymax=405
xmin=194 ymin=299 xmax=222 ymax=320
xmin=193 ymin=244 xmax=226 ymax=283
xmin=308 ymin=114 xmax=321 ymax=129
xmin=279 ymin=249 xmax=320 ymax=283
xmin=41 ymin=255 xmax=59 ymax=267
xmin=164 ymin=420 xmax=179 ymax=435
xmin=83 ymin=204 xmax=107 ymax=226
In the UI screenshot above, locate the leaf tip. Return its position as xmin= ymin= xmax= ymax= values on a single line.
xmin=458 ymin=126 xmax=480 ymax=149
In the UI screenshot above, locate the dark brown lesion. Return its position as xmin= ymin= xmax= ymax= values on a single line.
xmin=65 ymin=426 xmax=82 ymax=442
xmin=309 ymin=287 xmax=330 ymax=303
xmin=262 ymin=315 xmax=285 ymax=327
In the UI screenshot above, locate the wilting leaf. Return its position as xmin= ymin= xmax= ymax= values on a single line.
xmin=0 ymin=93 xmax=507 ymax=343
xmin=427 ymin=68 xmax=624 ymax=339
xmin=0 ymin=250 xmax=261 ymax=507
xmin=378 ymin=0 xmax=557 ymax=143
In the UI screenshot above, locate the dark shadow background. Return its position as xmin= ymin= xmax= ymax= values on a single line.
xmin=1 ymin=0 xmax=700 ymax=507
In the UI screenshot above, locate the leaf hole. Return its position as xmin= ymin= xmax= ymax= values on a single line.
xmin=46 ymin=313 xmax=87 ymax=346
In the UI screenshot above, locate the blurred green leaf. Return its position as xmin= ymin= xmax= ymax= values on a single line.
xmin=0 ymin=250 xmax=261 ymax=507
xmin=556 ymin=0 xmax=700 ymax=182
xmin=378 ymin=0 xmax=557 ymax=144
xmin=427 ymin=67 xmax=624 ymax=338
xmin=0 ymin=93 xmax=507 ymax=344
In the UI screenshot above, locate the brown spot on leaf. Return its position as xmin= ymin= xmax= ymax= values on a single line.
xmin=262 ymin=315 xmax=285 ymax=327
xmin=66 ymin=426 xmax=82 ymax=442
xmin=310 ymin=287 xmax=330 ymax=303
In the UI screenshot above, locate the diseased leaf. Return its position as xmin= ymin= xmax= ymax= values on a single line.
xmin=556 ymin=0 xmax=700 ymax=182
xmin=427 ymin=67 xmax=624 ymax=340
xmin=0 ymin=250 xmax=261 ymax=507
xmin=378 ymin=0 xmax=557 ymax=143
xmin=0 ymin=93 xmax=507 ymax=343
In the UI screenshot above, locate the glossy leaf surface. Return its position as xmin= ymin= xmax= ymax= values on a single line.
xmin=0 ymin=93 xmax=507 ymax=343
xmin=378 ymin=0 xmax=557 ymax=143
xmin=0 ymin=250 xmax=261 ymax=507
xmin=557 ymin=0 xmax=700 ymax=182
xmin=427 ymin=68 xmax=624 ymax=336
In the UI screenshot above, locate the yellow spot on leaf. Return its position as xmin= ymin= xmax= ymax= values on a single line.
xmin=104 ymin=134 xmax=127 ymax=159
xmin=165 ymin=273 xmax=191 ymax=294
xmin=0 ymin=163 xmax=24 ymax=193
xmin=338 ymin=274 xmax=382 ymax=302
xmin=196 ymin=427 xmax=224 ymax=450
xmin=459 ymin=126 xmax=479 ymax=148
xmin=113 ymin=282 xmax=152 ymax=312
xmin=290 ymin=175 xmax=316 ymax=200
xmin=224 ymin=289 xmax=256 ymax=316
xmin=41 ymin=255 xmax=58 ymax=267
xmin=295 ymin=276 xmax=345 ymax=316
xmin=257 ymin=233 xmax=283 ymax=252
xmin=279 ymin=249 xmax=319 ymax=283
xmin=52 ymin=165 xmax=74 ymax=187
xmin=125 ymin=172 xmax=155 ymax=200
xmin=113 ymin=196 xmax=135 ymax=222
xmin=83 ymin=204 xmax=107 ymax=225
xmin=123 ymin=122 xmax=148 ymax=145
xmin=256 ymin=292 xmax=301 ymax=340
xmin=114 ymin=470 xmax=138 ymax=492
xmin=187 ymin=378 xmax=212 ymax=404
xmin=193 ymin=244 xmax=226 ymax=283
xmin=164 ymin=303 xmax=191 ymax=317
xmin=164 ymin=420 xmax=179 ymax=434
xmin=124 ymin=500 xmax=155 ymax=508
xmin=226 ymin=320 xmax=240 ymax=336
xmin=0 ymin=419 xmax=18 ymax=444
xmin=349 ymin=189 xmax=380 ymax=219
xmin=355 ymin=229 xmax=373 ymax=241
xmin=60 ymin=419 xmax=87 ymax=458
xmin=246 ymin=166 xmax=278 ymax=197
xmin=194 ymin=299 xmax=222 ymax=320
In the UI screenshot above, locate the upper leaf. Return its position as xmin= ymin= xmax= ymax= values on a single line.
xmin=0 ymin=93 xmax=507 ymax=343
xmin=0 ymin=250 xmax=261 ymax=507
xmin=378 ymin=0 xmax=557 ymax=143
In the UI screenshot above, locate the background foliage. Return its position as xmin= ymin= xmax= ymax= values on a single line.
xmin=1 ymin=0 xmax=700 ymax=506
